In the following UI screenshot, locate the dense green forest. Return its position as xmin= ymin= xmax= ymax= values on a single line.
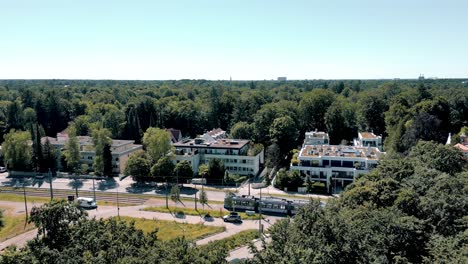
xmin=0 ymin=79 xmax=467 ymax=165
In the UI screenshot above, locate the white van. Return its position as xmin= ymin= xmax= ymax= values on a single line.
xmin=77 ymin=197 xmax=97 ymax=209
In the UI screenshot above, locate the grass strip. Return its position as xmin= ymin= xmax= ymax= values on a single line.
xmin=142 ymin=206 xmax=263 ymax=220
xmin=0 ymin=210 xmax=35 ymax=242
xmin=114 ymin=216 xmax=225 ymax=241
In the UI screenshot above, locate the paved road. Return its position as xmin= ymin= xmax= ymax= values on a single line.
xmin=0 ymin=200 xmax=279 ymax=251
xmin=226 ymin=236 xmax=271 ymax=262
xmin=0 ymin=172 xmax=331 ymax=203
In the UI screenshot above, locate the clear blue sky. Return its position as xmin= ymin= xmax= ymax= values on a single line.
xmin=1 ymin=0 xmax=467 ymax=80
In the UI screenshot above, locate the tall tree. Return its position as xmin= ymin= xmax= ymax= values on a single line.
xmin=42 ymin=138 xmax=57 ymax=172
xmin=64 ymin=126 xmax=81 ymax=173
xmin=150 ymin=156 xmax=175 ymax=182
xmin=299 ymin=89 xmax=335 ymax=131
xmin=230 ymin=121 xmax=254 ymax=140
xmin=356 ymin=93 xmax=388 ymax=135
xmin=31 ymin=123 xmax=43 ymax=171
xmin=91 ymin=127 xmax=112 ymax=176
xmin=124 ymin=150 xmax=150 ymax=181
xmin=325 ymin=99 xmax=357 ymax=144
xmin=173 ymin=160 xmax=194 ymax=179
xmin=2 ymin=130 xmax=32 ymax=171
xmin=102 ymin=143 xmax=113 ymax=177
xmin=207 ymin=158 xmax=225 ymax=183
xmin=143 ymin=127 xmax=172 ymax=163
xmin=269 ymin=116 xmax=299 ymax=158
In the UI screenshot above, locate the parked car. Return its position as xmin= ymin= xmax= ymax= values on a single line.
xmin=77 ymin=197 xmax=97 ymax=209
xmin=0 ymin=167 xmax=7 ymax=173
xmin=223 ymin=212 xmax=242 ymax=223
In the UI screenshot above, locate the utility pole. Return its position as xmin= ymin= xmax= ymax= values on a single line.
xmin=92 ymin=177 xmax=96 ymax=201
xmin=259 ymin=187 xmax=262 ymax=235
xmin=23 ymin=183 xmax=28 ymax=222
xmin=48 ymin=168 xmax=53 ymax=200
xmin=116 ymin=187 xmax=120 ymax=218
xmin=248 ymin=177 xmax=251 ymax=196
xmin=194 ymin=182 xmax=197 ymax=210
xmin=165 ymin=178 xmax=168 ymax=208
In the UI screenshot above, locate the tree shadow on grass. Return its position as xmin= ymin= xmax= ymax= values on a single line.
xmin=97 ymin=178 xmax=118 ymax=191
xmin=68 ymin=178 xmax=84 ymax=190
xmin=126 ymin=182 xmax=156 ymax=194
xmin=180 ymin=186 xmax=197 ymax=195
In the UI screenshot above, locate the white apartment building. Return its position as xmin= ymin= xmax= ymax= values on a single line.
xmin=172 ymin=137 xmax=264 ymax=177
xmin=291 ymin=131 xmax=385 ymax=193
xmin=42 ymin=133 xmax=142 ymax=175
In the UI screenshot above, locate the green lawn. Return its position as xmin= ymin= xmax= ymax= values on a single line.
xmin=200 ymin=229 xmax=260 ymax=251
xmin=0 ymin=211 xmax=35 ymax=242
xmin=142 ymin=206 xmax=263 ymax=220
xmin=0 ymin=193 xmax=58 ymax=204
xmin=116 ymin=216 xmax=225 ymax=241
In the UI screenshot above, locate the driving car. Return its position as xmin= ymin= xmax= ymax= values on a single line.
xmin=223 ymin=212 xmax=242 ymax=223
xmin=77 ymin=197 xmax=98 ymax=209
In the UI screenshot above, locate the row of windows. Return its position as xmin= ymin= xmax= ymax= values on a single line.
xmin=233 ymin=200 xmax=255 ymax=206
xmin=261 ymin=204 xmax=286 ymax=210
xmin=226 ymin=166 xmax=254 ymax=172
xmin=206 ymin=158 xmax=253 ymax=165
xmin=82 ymin=156 xmax=119 ymax=161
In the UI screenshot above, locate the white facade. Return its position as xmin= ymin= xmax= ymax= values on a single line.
xmin=291 ymin=132 xmax=385 ymax=193
xmin=42 ymin=135 xmax=142 ymax=175
xmin=304 ymin=131 xmax=329 ymax=145
xmin=173 ymin=138 xmax=264 ymax=177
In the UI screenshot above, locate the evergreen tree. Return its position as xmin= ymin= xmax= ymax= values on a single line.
xmin=103 ymin=143 xmax=113 ymax=177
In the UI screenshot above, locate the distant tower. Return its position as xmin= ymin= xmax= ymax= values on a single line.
xmin=418 ymin=74 xmax=425 ymax=80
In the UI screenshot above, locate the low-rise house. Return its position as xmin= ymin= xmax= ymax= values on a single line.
xmin=454 ymin=132 xmax=468 ymax=156
xmin=172 ymin=137 xmax=264 ymax=177
xmin=304 ymin=131 xmax=329 ymax=146
xmin=353 ymin=132 xmax=383 ymax=151
xmin=166 ymin=128 xmax=183 ymax=143
xmin=42 ymin=133 xmax=142 ymax=175
xmin=291 ymin=131 xmax=385 ymax=193
xmin=202 ymin=128 xmax=227 ymax=142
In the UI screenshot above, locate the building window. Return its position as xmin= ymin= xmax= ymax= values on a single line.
xmin=115 ymin=157 xmax=119 ymax=161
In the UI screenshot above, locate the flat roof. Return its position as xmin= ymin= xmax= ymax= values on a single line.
xmin=299 ymin=145 xmax=382 ymax=160
xmin=173 ymin=138 xmax=249 ymax=149
xmin=454 ymin=143 xmax=468 ymax=152
xmin=42 ymin=136 xmax=136 ymax=148
xmin=359 ymin=132 xmax=379 ymax=139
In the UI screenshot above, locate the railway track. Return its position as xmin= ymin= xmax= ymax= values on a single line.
xmin=0 ymin=187 xmax=149 ymax=205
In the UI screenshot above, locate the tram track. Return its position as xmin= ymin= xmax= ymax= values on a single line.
xmin=0 ymin=187 xmax=149 ymax=205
